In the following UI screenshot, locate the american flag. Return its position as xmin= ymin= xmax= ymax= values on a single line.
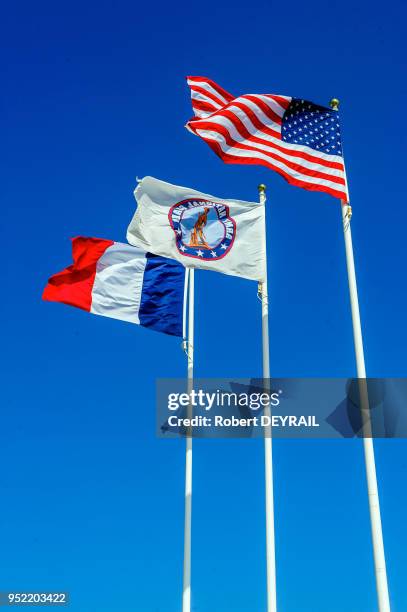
xmin=186 ymin=76 xmax=348 ymax=201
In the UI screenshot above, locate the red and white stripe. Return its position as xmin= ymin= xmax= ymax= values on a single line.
xmin=186 ymin=76 xmax=347 ymax=201
xmin=187 ymin=76 xmax=234 ymax=119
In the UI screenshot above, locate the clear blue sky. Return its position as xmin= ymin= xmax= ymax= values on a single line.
xmin=2 ymin=1 xmax=406 ymax=610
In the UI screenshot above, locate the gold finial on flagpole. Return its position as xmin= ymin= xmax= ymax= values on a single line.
xmin=258 ymin=183 xmax=267 ymax=194
xmin=330 ymin=98 xmax=340 ymax=111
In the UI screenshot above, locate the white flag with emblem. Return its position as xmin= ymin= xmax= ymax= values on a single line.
xmin=126 ymin=176 xmax=265 ymax=281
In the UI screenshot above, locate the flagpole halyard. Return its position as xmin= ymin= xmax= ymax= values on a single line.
xmin=331 ymin=99 xmax=391 ymax=612
xmin=182 ymin=268 xmax=194 ymax=612
xmin=258 ymin=184 xmax=278 ymax=612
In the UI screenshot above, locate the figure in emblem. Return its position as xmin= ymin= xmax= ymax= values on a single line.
xmin=171 ymin=198 xmax=235 ymax=260
xmin=188 ymin=207 xmax=211 ymax=248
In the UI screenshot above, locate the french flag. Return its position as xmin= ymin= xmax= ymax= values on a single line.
xmin=43 ymin=237 xmax=185 ymax=337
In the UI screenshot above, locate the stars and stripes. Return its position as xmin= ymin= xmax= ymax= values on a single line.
xmin=186 ymin=76 xmax=348 ymax=201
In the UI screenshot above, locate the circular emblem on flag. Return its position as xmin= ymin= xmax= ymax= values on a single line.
xmin=168 ymin=198 xmax=236 ymax=260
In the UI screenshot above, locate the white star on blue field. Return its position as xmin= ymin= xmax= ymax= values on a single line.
xmin=282 ymin=99 xmax=343 ymax=155
xmin=1 ymin=0 xmax=406 ymax=610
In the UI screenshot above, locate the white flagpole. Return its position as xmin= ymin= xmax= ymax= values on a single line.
xmin=258 ymin=184 xmax=278 ymax=612
xmin=182 ymin=267 xmax=194 ymax=612
xmin=330 ymin=99 xmax=391 ymax=612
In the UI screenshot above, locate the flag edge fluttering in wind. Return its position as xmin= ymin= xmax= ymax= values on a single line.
xmin=43 ymin=236 xmax=185 ymax=337
xmin=185 ymin=75 xmax=348 ymax=202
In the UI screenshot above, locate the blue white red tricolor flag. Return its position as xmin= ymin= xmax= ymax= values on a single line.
xmin=43 ymin=237 xmax=185 ymax=337
xmin=186 ymin=76 xmax=348 ymax=201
